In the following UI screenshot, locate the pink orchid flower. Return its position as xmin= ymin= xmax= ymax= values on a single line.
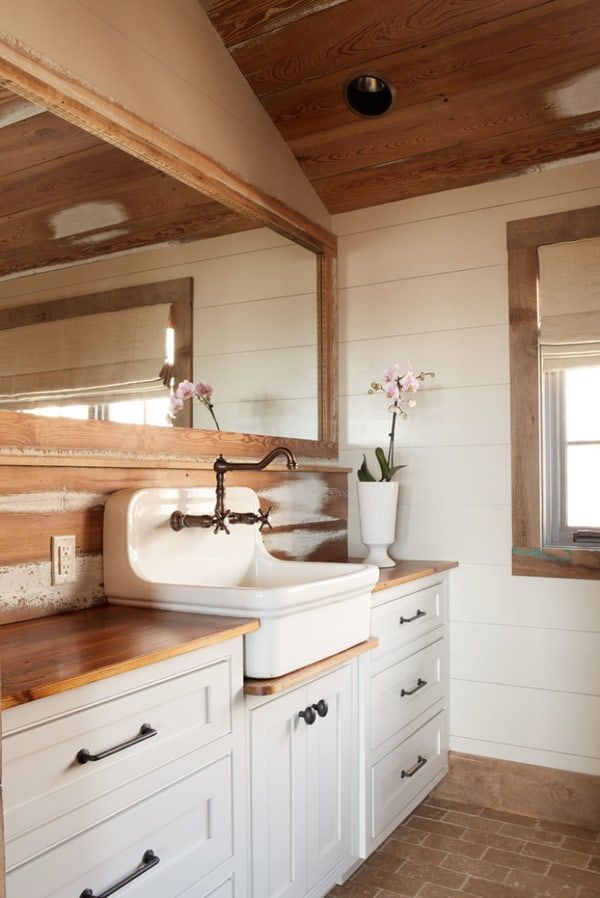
xmin=383 ymin=379 xmax=400 ymax=400
xmin=175 ymin=379 xmax=195 ymax=400
xmin=400 ymin=369 xmax=420 ymax=393
xmin=195 ymin=380 xmax=214 ymax=399
xmin=168 ymin=395 xmax=184 ymax=417
xmin=383 ymin=363 xmax=399 ymax=383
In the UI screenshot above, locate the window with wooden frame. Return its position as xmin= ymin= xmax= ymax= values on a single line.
xmin=508 ymin=206 xmax=600 ymax=580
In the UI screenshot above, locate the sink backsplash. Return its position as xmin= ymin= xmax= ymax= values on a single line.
xmin=0 ymin=465 xmax=348 ymax=625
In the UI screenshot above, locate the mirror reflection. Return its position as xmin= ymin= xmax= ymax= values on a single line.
xmin=0 ymin=83 xmax=319 ymax=441
xmin=539 ymin=235 xmax=600 ymax=548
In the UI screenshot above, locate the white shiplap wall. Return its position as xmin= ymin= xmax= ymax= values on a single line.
xmin=335 ymin=160 xmax=600 ymax=776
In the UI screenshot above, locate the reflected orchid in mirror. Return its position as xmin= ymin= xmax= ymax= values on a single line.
xmin=358 ymin=362 xmax=435 ymax=482
xmin=168 ymin=379 xmax=220 ymax=430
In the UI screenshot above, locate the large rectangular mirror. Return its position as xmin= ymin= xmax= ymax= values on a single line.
xmin=508 ymin=205 xmax=600 ymax=580
xmin=0 ymin=83 xmax=335 ymax=460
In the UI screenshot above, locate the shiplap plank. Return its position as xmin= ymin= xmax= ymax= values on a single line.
xmin=340 ymin=385 xmax=511 ymax=449
xmin=196 ymin=397 xmax=318 ymax=440
xmin=450 ymin=622 xmax=600 ymax=695
xmin=341 ymin=445 xmax=511 ymax=508
xmin=337 ymin=187 xmax=600 ymax=288
xmin=339 ymin=266 xmax=508 ymax=342
xmin=194 ymin=292 xmax=317 ymax=354
xmin=196 ymin=347 xmax=317 ymax=403
xmin=449 ymin=564 xmax=600 ymax=631
xmin=450 ymin=679 xmax=600 ymax=760
xmin=340 ymin=324 xmax=508 ymax=395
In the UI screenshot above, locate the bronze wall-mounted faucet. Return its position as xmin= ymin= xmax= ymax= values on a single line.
xmin=170 ymin=446 xmax=298 ymax=534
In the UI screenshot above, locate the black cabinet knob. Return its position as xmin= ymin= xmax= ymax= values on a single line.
xmin=299 ymin=706 xmax=316 ymax=725
xmin=312 ymin=699 xmax=329 ymax=718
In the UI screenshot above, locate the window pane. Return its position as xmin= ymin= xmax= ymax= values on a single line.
xmin=566 ymin=443 xmax=600 ymax=527
xmin=24 ymin=405 xmax=90 ymax=420
xmin=565 ymin=366 xmax=600 ymax=441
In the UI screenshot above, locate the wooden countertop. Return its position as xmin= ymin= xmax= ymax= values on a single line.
xmin=244 ymin=637 xmax=378 ymax=696
xmin=349 ymin=558 xmax=458 ymax=592
xmin=0 ymin=605 xmax=259 ymax=710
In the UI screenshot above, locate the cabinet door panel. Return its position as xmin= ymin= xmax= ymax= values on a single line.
xmin=250 ymin=688 xmax=307 ymax=898
xmin=306 ymin=665 xmax=353 ymax=890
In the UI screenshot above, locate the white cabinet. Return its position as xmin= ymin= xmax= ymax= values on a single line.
xmin=2 ymin=638 xmax=247 ymax=898
xmin=248 ymin=663 xmax=357 ymax=898
xmin=361 ymin=572 xmax=451 ymax=857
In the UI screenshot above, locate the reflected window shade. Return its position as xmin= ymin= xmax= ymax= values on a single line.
xmin=0 ymin=303 xmax=172 ymax=410
xmin=542 ymin=342 xmax=600 ymax=372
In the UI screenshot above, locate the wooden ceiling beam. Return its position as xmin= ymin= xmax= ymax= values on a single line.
xmin=313 ymin=116 xmax=600 ymax=213
xmin=0 ymin=81 xmax=43 ymax=127
xmin=230 ymin=0 xmax=553 ymax=95
xmin=261 ymin=0 xmax=600 ymax=141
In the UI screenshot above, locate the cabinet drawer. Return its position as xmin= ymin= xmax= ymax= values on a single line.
xmin=371 ymin=710 xmax=447 ymax=839
xmin=4 ymin=659 xmax=231 ymax=854
xmin=6 ymin=753 xmax=233 ymax=898
xmin=371 ymin=640 xmax=446 ymax=751
xmin=371 ymin=583 xmax=445 ymax=660
xmin=179 ymin=874 xmax=235 ymax=898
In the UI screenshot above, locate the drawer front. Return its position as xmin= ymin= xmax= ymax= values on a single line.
xmin=4 ymin=659 xmax=231 ymax=847
xmin=371 ymin=582 xmax=445 ymax=660
xmin=371 ymin=640 xmax=446 ymax=751
xmin=179 ymin=874 xmax=235 ymax=898
xmin=7 ymin=753 xmax=233 ymax=898
xmin=371 ymin=710 xmax=447 ymax=838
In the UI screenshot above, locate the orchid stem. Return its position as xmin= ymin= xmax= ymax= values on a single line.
xmin=387 ymin=411 xmax=397 ymax=468
xmin=208 ymin=403 xmax=221 ymax=431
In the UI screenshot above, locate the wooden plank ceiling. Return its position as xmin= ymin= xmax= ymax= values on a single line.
xmin=0 ymin=83 xmax=253 ymax=279
xmin=201 ymin=0 xmax=600 ymax=213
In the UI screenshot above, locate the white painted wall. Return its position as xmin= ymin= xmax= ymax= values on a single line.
xmin=335 ymin=160 xmax=600 ymax=776
xmin=0 ymin=0 xmax=329 ymax=227
xmin=0 ymin=228 xmax=319 ymax=439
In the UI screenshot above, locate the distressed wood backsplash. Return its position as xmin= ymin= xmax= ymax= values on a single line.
xmin=0 ymin=464 xmax=348 ymax=625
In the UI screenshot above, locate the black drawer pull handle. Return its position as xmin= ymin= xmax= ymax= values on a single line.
xmin=401 ymin=678 xmax=428 ymax=697
xmin=299 ymin=706 xmax=316 ymax=725
xmin=76 ymin=724 xmax=157 ymax=765
xmin=401 ymin=755 xmax=428 ymax=778
xmin=312 ymin=699 xmax=329 ymax=718
xmin=80 ymin=849 xmax=159 ymax=897
xmin=399 ymin=609 xmax=426 ymax=625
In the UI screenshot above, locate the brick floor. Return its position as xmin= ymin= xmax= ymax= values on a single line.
xmin=328 ymin=795 xmax=600 ymax=898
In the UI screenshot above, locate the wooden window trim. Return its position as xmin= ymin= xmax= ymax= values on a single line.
xmin=0 ymin=35 xmax=338 ymax=463
xmin=508 ymin=204 xmax=600 ymax=580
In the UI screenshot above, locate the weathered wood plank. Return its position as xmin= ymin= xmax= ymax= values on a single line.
xmin=262 ymin=0 xmax=600 ymax=141
xmin=199 ymin=0 xmax=349 ymax=48
xmin=312 ymin=117 xmax=600 ymax=212
xmin=230 ymin=0 xmax=553 ymax=95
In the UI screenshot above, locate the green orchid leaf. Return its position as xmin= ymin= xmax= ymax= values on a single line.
xmin=375 ymin=446 xmax=392 ymax=482
xmin=357 ymin=455 xmax=376 ymax=482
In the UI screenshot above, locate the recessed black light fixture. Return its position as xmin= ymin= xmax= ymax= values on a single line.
xmin=344 ymin=73 xmax=395 ymax=118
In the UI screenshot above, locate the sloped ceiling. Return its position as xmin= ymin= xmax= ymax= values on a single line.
xmin=201 ymin=0 xmax=600 ymax=213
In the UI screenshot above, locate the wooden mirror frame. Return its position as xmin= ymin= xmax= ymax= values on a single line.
xmin=508 ymin=204 xmax=600 ymax=580
xmin=0 ymin=37 xmax=338 ymax=462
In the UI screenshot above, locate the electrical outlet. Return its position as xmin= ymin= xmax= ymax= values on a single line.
xmin=51 ymin=535 xmax=76 ymax=585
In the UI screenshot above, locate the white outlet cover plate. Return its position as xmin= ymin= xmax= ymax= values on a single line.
xmin=51 ymin=535 xmax=76 ymax=585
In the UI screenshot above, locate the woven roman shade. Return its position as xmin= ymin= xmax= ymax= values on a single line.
xmin=0 ymin=303 xmax=172 ymax=410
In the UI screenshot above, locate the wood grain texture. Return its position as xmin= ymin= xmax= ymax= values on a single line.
xmin=0 ymin=604 xmax=259 ymax=709
xmin=0 ymin=44 xmax=336 ymax=253
xmin=244 ymin=636 xmax=377 ymax=695
xmin=203 ymin=0 xmax=600 ymax=212
xmin=361 ymin=559 xmax=459 ymax=591
xmin=508 ymin=205 xmax=600 ymax=580
xmin=432 ymin=751 xmax=600 ymax=829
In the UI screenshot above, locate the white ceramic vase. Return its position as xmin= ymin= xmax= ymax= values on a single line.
xmin=357 ymin=480 xmax=399 ymax=568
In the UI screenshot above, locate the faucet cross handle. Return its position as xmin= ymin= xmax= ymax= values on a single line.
xmin=213 ymin=510 xmax=231 ymax=535
xmin=258 ymin=506 xmax=273 ymax=532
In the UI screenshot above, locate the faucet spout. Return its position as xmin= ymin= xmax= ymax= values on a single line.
xmin=170 ymin=446 xmax=298 ymax=533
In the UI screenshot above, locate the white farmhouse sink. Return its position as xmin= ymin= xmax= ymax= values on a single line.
xmin=104 ymin=487 xmax=378 ymax=678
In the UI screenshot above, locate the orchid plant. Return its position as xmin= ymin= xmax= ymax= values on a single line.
xmin=168 ymin=379 xmax=221 ymax=430
xmin=358 ymin=363 xmax=435 ymax=482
